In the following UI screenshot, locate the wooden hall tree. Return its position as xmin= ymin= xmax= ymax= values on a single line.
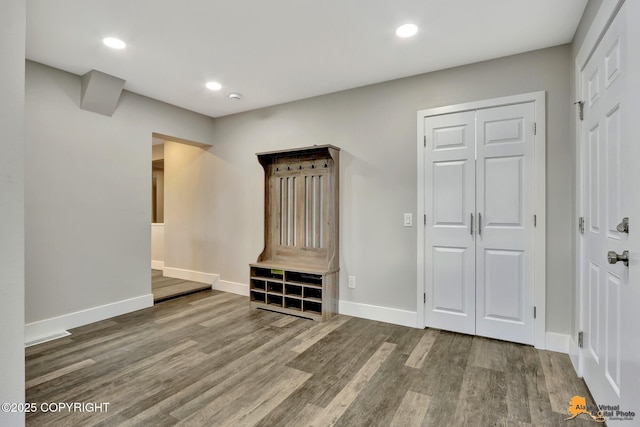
xmin=250 ymin=145 xmax=339 ymax=321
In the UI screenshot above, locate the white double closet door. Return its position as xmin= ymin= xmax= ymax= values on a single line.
xmin=424 ymin=102 xmax=535 ymax=345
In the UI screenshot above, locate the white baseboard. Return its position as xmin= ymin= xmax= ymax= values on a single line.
xmin=163 ymin=266 xmax=218 ymax=285
xmin=151 ymin=260 xmax=164 ymax=270
xmin=214 ymin=279 xmax=249 ymax=296
xmin=25 ymin=294 xmax=153 ymax=344
xmin=339 ymin=300 xmax=418 ymax=328
xmin=545 ymin=332 xmax=570 ymax=354
xmin=162 ymin=267 xmax=247 ymax=296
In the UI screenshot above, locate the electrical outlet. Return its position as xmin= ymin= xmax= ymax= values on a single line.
xmin=348 ymin=276 xmax=356 ymax=289
xmin=404 ymin=213 xmax=413 ymax=227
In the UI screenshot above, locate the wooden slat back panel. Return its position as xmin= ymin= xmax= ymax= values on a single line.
xmin=257 ymin=146 xmax=339 ymax=270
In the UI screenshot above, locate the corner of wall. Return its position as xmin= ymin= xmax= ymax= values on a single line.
xmin=0 ymin=0 xmax=26 ymax=424
xmin=545 ymin=332 xmax=571 ymax=354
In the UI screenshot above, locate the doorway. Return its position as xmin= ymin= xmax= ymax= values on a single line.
xmin=150 ymin=135 xmax=211 ymax=302
xmin=417 ymin=92 xmax=546 ymax=348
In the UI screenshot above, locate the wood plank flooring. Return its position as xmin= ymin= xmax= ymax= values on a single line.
xmin=152 ymin=269 xmax=211 ymax=302
xmin=26 ymin=290 xmax=598 ymax=426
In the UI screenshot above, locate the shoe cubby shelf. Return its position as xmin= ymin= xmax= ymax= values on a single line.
xmin=249 ymin=264 xmax=338 ymax=321
xmin=250 ymin=144 xmax=340 ymax=321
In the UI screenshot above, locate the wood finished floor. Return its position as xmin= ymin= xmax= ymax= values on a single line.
xmin=152 ymin=269 xmax=211 ymax=302
xmin=26 ymin=290 xmax=597 ymax=426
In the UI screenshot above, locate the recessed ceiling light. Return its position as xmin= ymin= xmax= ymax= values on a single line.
xmin=229 ymin=93 xmax=242 ymax=100
xmin=103 ymin=37 xmax=126 ymax=49
xmin=396 ymin=24 xmax=418 ymax=38
xmin=206 ymin=81 xmax=222 ymax=91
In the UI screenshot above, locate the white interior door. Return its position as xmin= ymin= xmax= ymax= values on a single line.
xmin=423 ymin=103 xmax=535 ymax=345
xmin=424 ymin=111 xmax=476 ymax=335
xmin=581 ymin=2 xmax=628 ymax=408
xmin=476 ymin=103 xmax=535 ymax=345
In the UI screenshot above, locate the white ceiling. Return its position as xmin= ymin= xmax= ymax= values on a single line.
xmin=26 ymin=0 xmax=588 ymax=118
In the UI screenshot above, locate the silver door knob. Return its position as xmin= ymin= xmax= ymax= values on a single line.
xmin=608 ymin=250 xmax=629 ymax=266
xmin=616 ymin=217 xmax=629 ymax=233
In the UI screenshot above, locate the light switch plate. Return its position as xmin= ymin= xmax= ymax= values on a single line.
xmin=404 ymin=213 xmax=413 ymax=227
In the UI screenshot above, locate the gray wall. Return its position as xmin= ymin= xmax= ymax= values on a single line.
xmin=25 ymin=44 xmax=575 ymax=336
xmin=199 ymin=44 xmax=573 ymax=333
xmin=0 ymin=0 xmax=25 ymax=425
xmin=25 ymin=61 xmax=215 ymax=326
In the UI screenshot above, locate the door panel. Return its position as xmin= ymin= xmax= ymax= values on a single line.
xmin=589 ymin=124 xmax=601 ymax=232
xmin=605 ymin=105 xmax=622 ymax=238
xmin=588 ymin=68 xmax=600 ymax=106
xmin=476 ymin=103 xmax=535 ymax=345
xmin=484 ymin=117 xmax=524 ymax=145
xmin=432 ymin=246 xmax=467 ymax=314
xmin=424 ymin=111 xmax=476 ymax=335
xmin=433 ymin=161 xmax=466 ymax=225
xmin=433 ymin=125 xmax=468 ymax=149
xmin=588 ymin=262 xmax=601 ymax=363
xmin=484 ymin=249 xmax=524 ymax=321
xmin=605 ymin=272 xmax=621 ymax=395
xmin=484 ymin=156 xmax=524 ymax=227
xmin=604 ymin=37 xmax=620 ymax=88
xmin=581 ymin=2 xmax=627 ymax=408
